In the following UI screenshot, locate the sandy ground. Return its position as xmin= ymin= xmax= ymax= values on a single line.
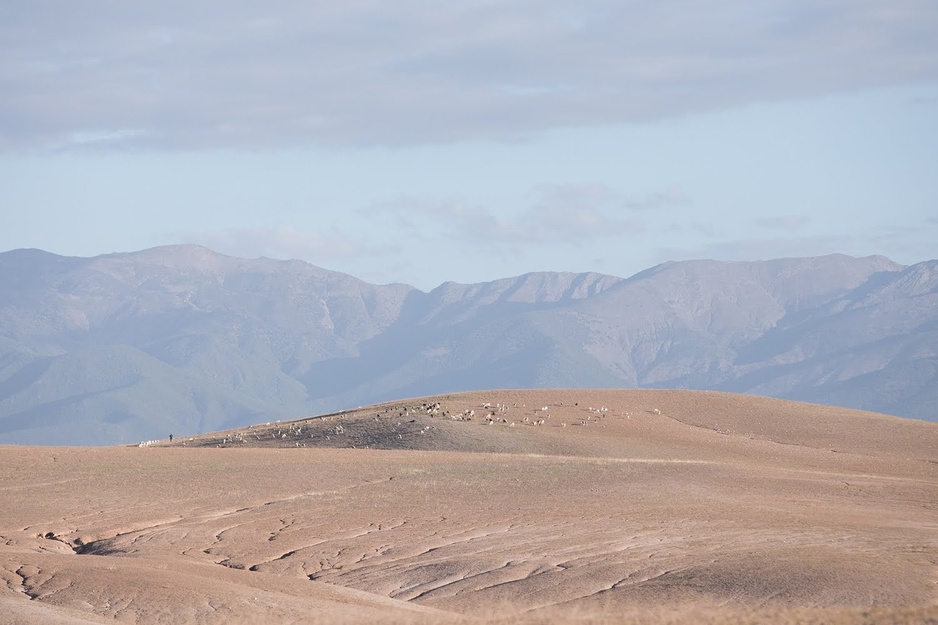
xmin=1 ymin=389 xmax=936 ymax=624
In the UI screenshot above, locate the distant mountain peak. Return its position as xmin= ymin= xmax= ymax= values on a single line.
xmin=0 ymin=247 xmax=934 ymax=445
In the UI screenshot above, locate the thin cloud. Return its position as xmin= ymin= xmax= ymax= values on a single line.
xmin=666 ymin=221 xmax=720 ymax=238
xmin=363 ymin=183 xmax=647 ymax=246
xmin=3 ymin=1 xmax=937 ymax=151
xmin=622 ymin=186 xmax=693 ymax=211
xmin=176 ymin=226 xmax=372 ymax=266
xmin=524 ymin=183 xmax=645 ymax=238
xmin=653 ymin=234 xmax=862 ymax=265
xmin=754 ymin=215 xmax=810 ymax=231
xmin=361 ymin=195 xmax=508 ymax=240
xmin=865 ymin=222 xmax=938 ymax=264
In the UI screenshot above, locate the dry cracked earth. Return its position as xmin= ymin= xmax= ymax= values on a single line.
xmin=1 ymin=389 xmax=937 ymax=624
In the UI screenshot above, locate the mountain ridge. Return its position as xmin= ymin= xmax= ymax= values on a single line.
xmin=0 ymin=245 xmax=934 ymax=445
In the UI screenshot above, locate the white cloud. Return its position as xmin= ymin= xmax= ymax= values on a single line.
xmin=3 ymin=1 xmax=937 ymax=151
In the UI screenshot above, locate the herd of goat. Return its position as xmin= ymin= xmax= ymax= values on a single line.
xmin=144 ymin=398 xmax=651 ymax=448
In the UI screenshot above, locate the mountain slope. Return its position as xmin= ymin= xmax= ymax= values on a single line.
xmin=0 ymin=246 xmax=414 ymax=444
xmin=0 ymin=246 xmax=934 ymax=445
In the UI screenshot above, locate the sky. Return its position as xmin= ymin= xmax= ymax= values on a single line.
xmin=1 ymin=1 xmax=936 ymax=291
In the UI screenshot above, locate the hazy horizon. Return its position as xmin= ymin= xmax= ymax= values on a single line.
xmin=1 ymin=2 xmax=936 ymax=290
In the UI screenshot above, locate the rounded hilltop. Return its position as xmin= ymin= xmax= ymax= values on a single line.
xmin=164 ymin=388 xmax=936 ymax=477
xmin=3 ymin=388 xmax=936 ymax=624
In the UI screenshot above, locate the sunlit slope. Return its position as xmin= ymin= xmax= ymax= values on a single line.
xmin=171 ymin=389 xmax=937 ymax=476
xmin=1 ymin=389 xmax=936 ymax=624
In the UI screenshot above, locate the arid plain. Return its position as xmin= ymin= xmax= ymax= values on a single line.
xmin=2 ymin=389 xmax=936 ymax=624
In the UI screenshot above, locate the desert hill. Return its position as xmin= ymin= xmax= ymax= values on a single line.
xmin=1 ymin=246 xmax=936 ymax=445
xmin=168 ymin=389 xmax=937 ymax=475
xmin=1 ymin=389 xmax=936 ymax=624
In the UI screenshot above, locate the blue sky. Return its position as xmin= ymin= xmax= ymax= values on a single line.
xmin=1 ymin=1 xmax=936 ymax=290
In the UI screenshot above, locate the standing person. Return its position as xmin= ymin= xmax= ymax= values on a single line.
xmin=169 ymin=434 xmax=173 ymax=442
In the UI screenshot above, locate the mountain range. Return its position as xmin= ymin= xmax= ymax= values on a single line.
xmin=1 ymin=245 xmax=935 ymax=445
